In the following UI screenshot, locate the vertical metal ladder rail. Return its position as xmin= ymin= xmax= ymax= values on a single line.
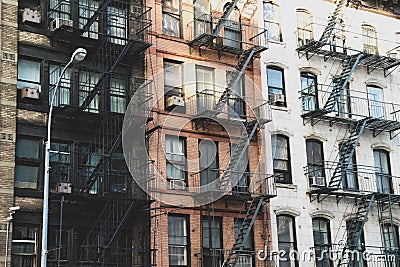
xmin=337 ymin=194 xmax=375 ymax=266
xmin=328 ymin=118 xmax=369 ymax=188
xmin=222 ymin=197 xmax=264 ymax=267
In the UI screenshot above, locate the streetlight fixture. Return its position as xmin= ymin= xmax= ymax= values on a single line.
xmin=5 ymin=206 xmax=20 ymax=267
xmin=40 ymin=48 xmax=87 ymax=267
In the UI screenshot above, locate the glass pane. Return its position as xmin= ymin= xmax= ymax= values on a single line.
xmin=110 ymin=78 xmax=127 ymax=113
xmin=277 ymin=216 xmax=295 ymax=243
xmin=267 ymin=68 xmax=283 ymax=89
xmin=17 ymin=60 xmax=40 ymax=90
xmin=263 ymin=3 xmax=278 ymax=20
xmin=16 ymin=139 xmax=39 ymax=159
xmin=163 ymin=13 xmax=180 ymax=37
xmin=14 ymin=165 xmax=39 ymax=186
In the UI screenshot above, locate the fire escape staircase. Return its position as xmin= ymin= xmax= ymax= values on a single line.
xmin=337 ymin=194 xmax=375 ymax=266
xmin=328 ymin=118 xmax=370 ymax=190
xmin=80 ymin=198 xmax=138 ymax=265
xmin=302 ymin=53 xmax=364 ymax=125
xmin=222 ymin=197 xmax=265 ymax=267
xmin=297 ymin=0 xmax=349 ymax=58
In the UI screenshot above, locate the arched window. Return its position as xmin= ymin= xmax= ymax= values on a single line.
xmin=300 ymin=72 xmax=318 ymax=111
xmin=312 ymin=218 xmax=332 ymax=267
xmin=362 ymin=24 xmax=378 ymax=54
xmin=263 ymin=1 xmax=282 ymax=41
xmin=373 ymin=149 xmax=392 ymax=194
xmin=223 ymin=4 xmax=241 ymax=49
xmin=306 ymin=139 xmax=325 ymax=187
xmin=277 ymin=215 xmax=298 ymax=266
xmin=194 ymin=0 xmax=211 ymax=37
xmin=271 ymin=134 xmax=291 ymax=184
xmin=296 ymin=9 xmax=313 ymax=46
xmin=367 ymin=85 xmax=384 ymax=119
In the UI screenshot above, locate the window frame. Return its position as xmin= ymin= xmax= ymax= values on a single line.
xmin=165 ymin=135 xmax=187 ymax=188
xmin=296 ymin=9 xmax=314 ymax=46
xmin=266 ymin=66 xmax=286 ymax=107
xmin=362 ymin=24 xmax=378 ymax=54
xmin=168 ymin=215 xmax=190 ymax=267
xmin=162 ymin=0 xmax=182 ymax=38
xmin=277 ymin=215 xmax=298 ymax=267
xmin=263 ymin=1 xmax=282 ymax=42
xmin=201 ymin=216 xmax=223 ymax=267
xmin=312 ymin=217 xmax=332 ymax=267
xmin=11 ymin=225 xmax=38 ymax=267
xmin=17 ymin=59 xmax=42 ymax=91
xmin=15 ymin=136 xmax=42 ymax=189
xmin=300 ymin=72 xmax=318 ymax=112
xmin=271 ymin=134 xmax=292 ymax=184
xmin=306 ymin=139 xmax=326 ymax=186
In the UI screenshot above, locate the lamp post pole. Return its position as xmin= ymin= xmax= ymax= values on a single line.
xmin=40 ymin=48 xmax=87 ymax=267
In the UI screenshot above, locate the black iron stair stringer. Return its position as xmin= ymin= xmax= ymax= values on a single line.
xmin=328 ymin=118 xmax=370 ymax=188
xmin=222 ymin=197 xmax=264 ymax=267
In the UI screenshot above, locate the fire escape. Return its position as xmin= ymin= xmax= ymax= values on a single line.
xmin=299 ymin=0 xmax=400 ymax=265
xmin=188 ymin=0 xmax=275 ymax=266
xmin=48 ymin=1 xmax=153 ymax=266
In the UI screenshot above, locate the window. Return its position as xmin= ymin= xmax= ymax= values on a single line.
xmin=277 ymin=215 xmax=298 ymax=267
xmin=301 ymin=72 xmax=318 ymax=111
xmin=48 ymin=228 xmax=72 ymax=263
xmin=234 ymin=218 xmax=254 ymax=266
xmin=374 ymin=149 xmax=392 ymax=194
xmin=367 ymin=85 xmax=384 ymax=119
xmin=110 ymin=77 xmax=127 ymax=113
xmin=49 ymin=0 xmax=71 ymax=19
xmin=168 ymin=215 xmax=189 ymax=267
xmin=194 ymin=0 xmax=211 ymax=37
xmin=107 ymin=5 xmax=128 ymax=45
xmin=50 ymin=142 xmax=71 ymax=187
xmin=329 ymin=19 xmax=346 ymax=53
xmin=12 ymin=225 xmax=37 ymax=267
xmin=49 ymin=64 xmax=71 ymax=106
xmin=79 ymin=0 xmax=99 ymax=39
xmin=334 ymin=83 xmax=351 ymax=118
xmin=199 ymin=139 xmax=218 ymax=189
xmin=227 ymin=71 xmax=246 ymax=118
xmin=346 ymin=220 xmax=366 ymax=267
xmin=166 ymin=135 xmax=187 ymax=189
xmin=271 ymin=135 xmax=291 ymax=184
xmin=340 ymin=143 xmax=358 ymax=190
xmin=223 ymin=6 xmax=241 ymax=49
xmin=267 ymin=67 xmax=285 ymax=106
xmin=163 ymin=0 xmax=181 ymax=38
xmin=296 ymin=9 xmax=313 ymax=46
xmin=202 ymin=216 xmax=223 ymax=267
xmin=79 ymin=70 xmax=100 ymax=113
xmin=230 ymin=144 xmax=249 ymax=194
xmin=15 ymin=137 xmax=41 ymax=189
xmin=196 ymin=66 xmax=215 ymax=112
xmin=382 ymin=224 xmax=399 ymax=266
xmin=17 ymin=59 xmax=41 ymax=90
xmin=306 ymin=139 xmax=325 ymax=186
xmin=263 ymin=1 xmax=282 ymax=41
xmin=164 ymin=61 xmax=184 ymax=112
xmin=362 ymin=24 xmax=378 ymax=54
xmin=312 ymin=218 xmax=332 ymax=267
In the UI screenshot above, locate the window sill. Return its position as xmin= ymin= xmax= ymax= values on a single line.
xmin=271 ymin=105 xmax=290 ymax=112
xmin=276 ymin=183 xmax=297 ymax=191
xmin=268 ymin=39 xmax=286 ymax=46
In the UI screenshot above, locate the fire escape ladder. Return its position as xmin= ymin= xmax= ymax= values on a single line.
xmin=319 ymin=0 xmax=349 ymax=44
xmin=80 ymin=198 xmax=138 ymax=264
xmin=323 ymin=54 xmax=363 ymax=112
xmin=79 ymin=38 xmax=133 ymax=110
xmin=328 ymin=118 xmax=369 ymax=188
xmin=212 ymin=0 xmax=242 ymax=37
xmin=337 ymin=194 xmax=375 ymax=267
xmin=222 ymin=197 xmax=264 ymax=267
xmin=219 ymin=120 xmax=259 ymax=191
xmin=215 ymin=47 xmax=256 ymax=112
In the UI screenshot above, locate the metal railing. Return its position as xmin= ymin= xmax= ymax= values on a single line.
xmin=195 ymin=248 xmax=268 ymax=267
xmin=186 ymin=89 xmax=272 ymax=123
xmin=187 ymin=14 xmax=268 ymax=52
xmin=305 ymin=161 xmax=400 ymax=195
xmin=301 ymin=84 xmax=400 ymax=122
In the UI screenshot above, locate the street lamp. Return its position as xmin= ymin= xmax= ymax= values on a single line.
xmin=40 ymin=48 xmax=87 ymax=267
xmin=5 ymin=206 xmax=20 ymax=267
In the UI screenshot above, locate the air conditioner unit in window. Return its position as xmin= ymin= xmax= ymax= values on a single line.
xmin=21 ymin=88 xmax=40 ymax=99
xmin=310 ymin=176 xmax=325 ymax=187
xmin=50 ymin=18 xmax=73 ymax=32
xmin=168 ymin=179 xmax=186 ymax=190
xmin=56 ymin=182 xmax=72 ymax=194
xmin=167 ymin=96 xmax=185 ymax=108
xmin=22 ymin=8 xmax=41 ymax=24
xmin=271 ymin=94 xmax=285 ymax=105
